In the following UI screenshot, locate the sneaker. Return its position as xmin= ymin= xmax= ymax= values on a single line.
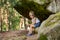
xmin=27 ymin=33 xmax=33 ymax=36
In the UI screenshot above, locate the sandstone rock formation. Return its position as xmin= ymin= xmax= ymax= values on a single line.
xmin=47 ymin=0 xmax=60 ymax=13
xmin=38 ymin=12 xmax=60 ymax=40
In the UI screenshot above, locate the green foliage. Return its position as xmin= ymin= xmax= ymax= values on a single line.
xmin=0 ymin=0 xmax=19 ymax=7
xmin=2 ymin=22 xmax=7 ymax=31
xmin=0 ymin=0 xmax=21 ymax=31
xmin=11 ymin=16 xmax=20 ymax=30
xmin=28 ymin=20 xmax=32 ymax=24
xmin=8 ymin=8 xmax=20 ymax=30
xmin=38 ymin=34 xmax=48 ymax=40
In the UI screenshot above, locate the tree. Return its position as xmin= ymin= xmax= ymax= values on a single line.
xmin=0 ymin=0 xmax=20 ymax=31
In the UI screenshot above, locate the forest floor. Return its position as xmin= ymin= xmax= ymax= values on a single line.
xmin=0 ymin=30 xmax=38 ymax=40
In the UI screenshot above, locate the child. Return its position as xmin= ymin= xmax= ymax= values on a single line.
xmin=27 ymin=11 xmax=40 ymax=36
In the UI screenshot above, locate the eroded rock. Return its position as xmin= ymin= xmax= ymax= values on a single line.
xmin=38 ymin=12 xmax=60 ymax=40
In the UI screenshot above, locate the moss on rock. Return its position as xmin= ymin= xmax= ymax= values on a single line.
xmin=38 ymin=34 xmax=48 ymax=40
xmin=38 ymin=12 xmax=60 ymax=40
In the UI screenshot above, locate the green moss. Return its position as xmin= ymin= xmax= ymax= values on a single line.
xmin=38 ymin=34 xmax=48 ymax=40
xmin=45 ymin=12 xmax=60 ymax=27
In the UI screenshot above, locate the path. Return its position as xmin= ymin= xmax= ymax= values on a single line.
xmin=26 ymin=34 xmax=38 ymax=40
xmin=0 ymin=30 xmax=38 ymax=40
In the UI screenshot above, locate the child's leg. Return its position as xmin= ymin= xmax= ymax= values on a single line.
xmin=28 ymin=24 xmax=35 ymax=34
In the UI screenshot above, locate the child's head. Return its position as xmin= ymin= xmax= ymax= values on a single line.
xmin=29 ymin=11 xmax=35 ymax=19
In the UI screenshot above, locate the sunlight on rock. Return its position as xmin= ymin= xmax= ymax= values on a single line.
xmin=38 ymin=12 xmax=60 ymax=40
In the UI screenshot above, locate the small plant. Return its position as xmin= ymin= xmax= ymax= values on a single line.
xmin=38 ymin=34 xmax=48 ymax=40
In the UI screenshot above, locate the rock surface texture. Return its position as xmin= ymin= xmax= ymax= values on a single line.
xmin=38 ymin=12 xmax=60 ymax=40
xmin=47 ymin=0 xmax=60 ymax=13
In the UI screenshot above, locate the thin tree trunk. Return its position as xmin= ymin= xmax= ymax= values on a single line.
xmin=0 ymin=7 xmax=1 ymax=31
xmin=0 ymin=7 xmax=4 ymax=32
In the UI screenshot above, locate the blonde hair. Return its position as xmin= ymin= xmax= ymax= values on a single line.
xmin=29 ymin=11 xmax=35 ymax=16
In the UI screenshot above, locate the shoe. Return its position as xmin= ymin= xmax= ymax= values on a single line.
xmin=27 ymin=33 xmax=33 ymax=36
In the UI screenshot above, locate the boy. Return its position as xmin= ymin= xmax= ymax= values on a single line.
xmin=27 ymin=11 xmax=40 ymax=36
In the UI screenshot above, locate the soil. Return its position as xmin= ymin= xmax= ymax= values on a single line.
xmin=0 ymin=30 xmax=38 ymax=40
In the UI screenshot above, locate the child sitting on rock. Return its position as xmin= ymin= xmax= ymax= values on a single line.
xmin=27 ymin=11 xmax=40 ymax=36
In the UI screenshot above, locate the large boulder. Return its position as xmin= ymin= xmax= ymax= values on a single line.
xmin=47 ymin=0 xmax=60 ymax=13
xmin=38 ymin=12 xmax=60 ymax=40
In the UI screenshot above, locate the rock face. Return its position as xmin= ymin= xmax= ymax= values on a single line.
xmin=47 ymin=0 xmax=60 ymax=13
xmin=47 ymin=0 xmax=56 ymax=13
xmin=38 ymin=12 xmax=60 ymax=40
xmin=29 ymin=0 xmax=51 ymax=4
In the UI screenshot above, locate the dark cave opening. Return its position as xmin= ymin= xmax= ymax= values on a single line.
xmin=14 ymin=1 xmax=54 ymax=22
